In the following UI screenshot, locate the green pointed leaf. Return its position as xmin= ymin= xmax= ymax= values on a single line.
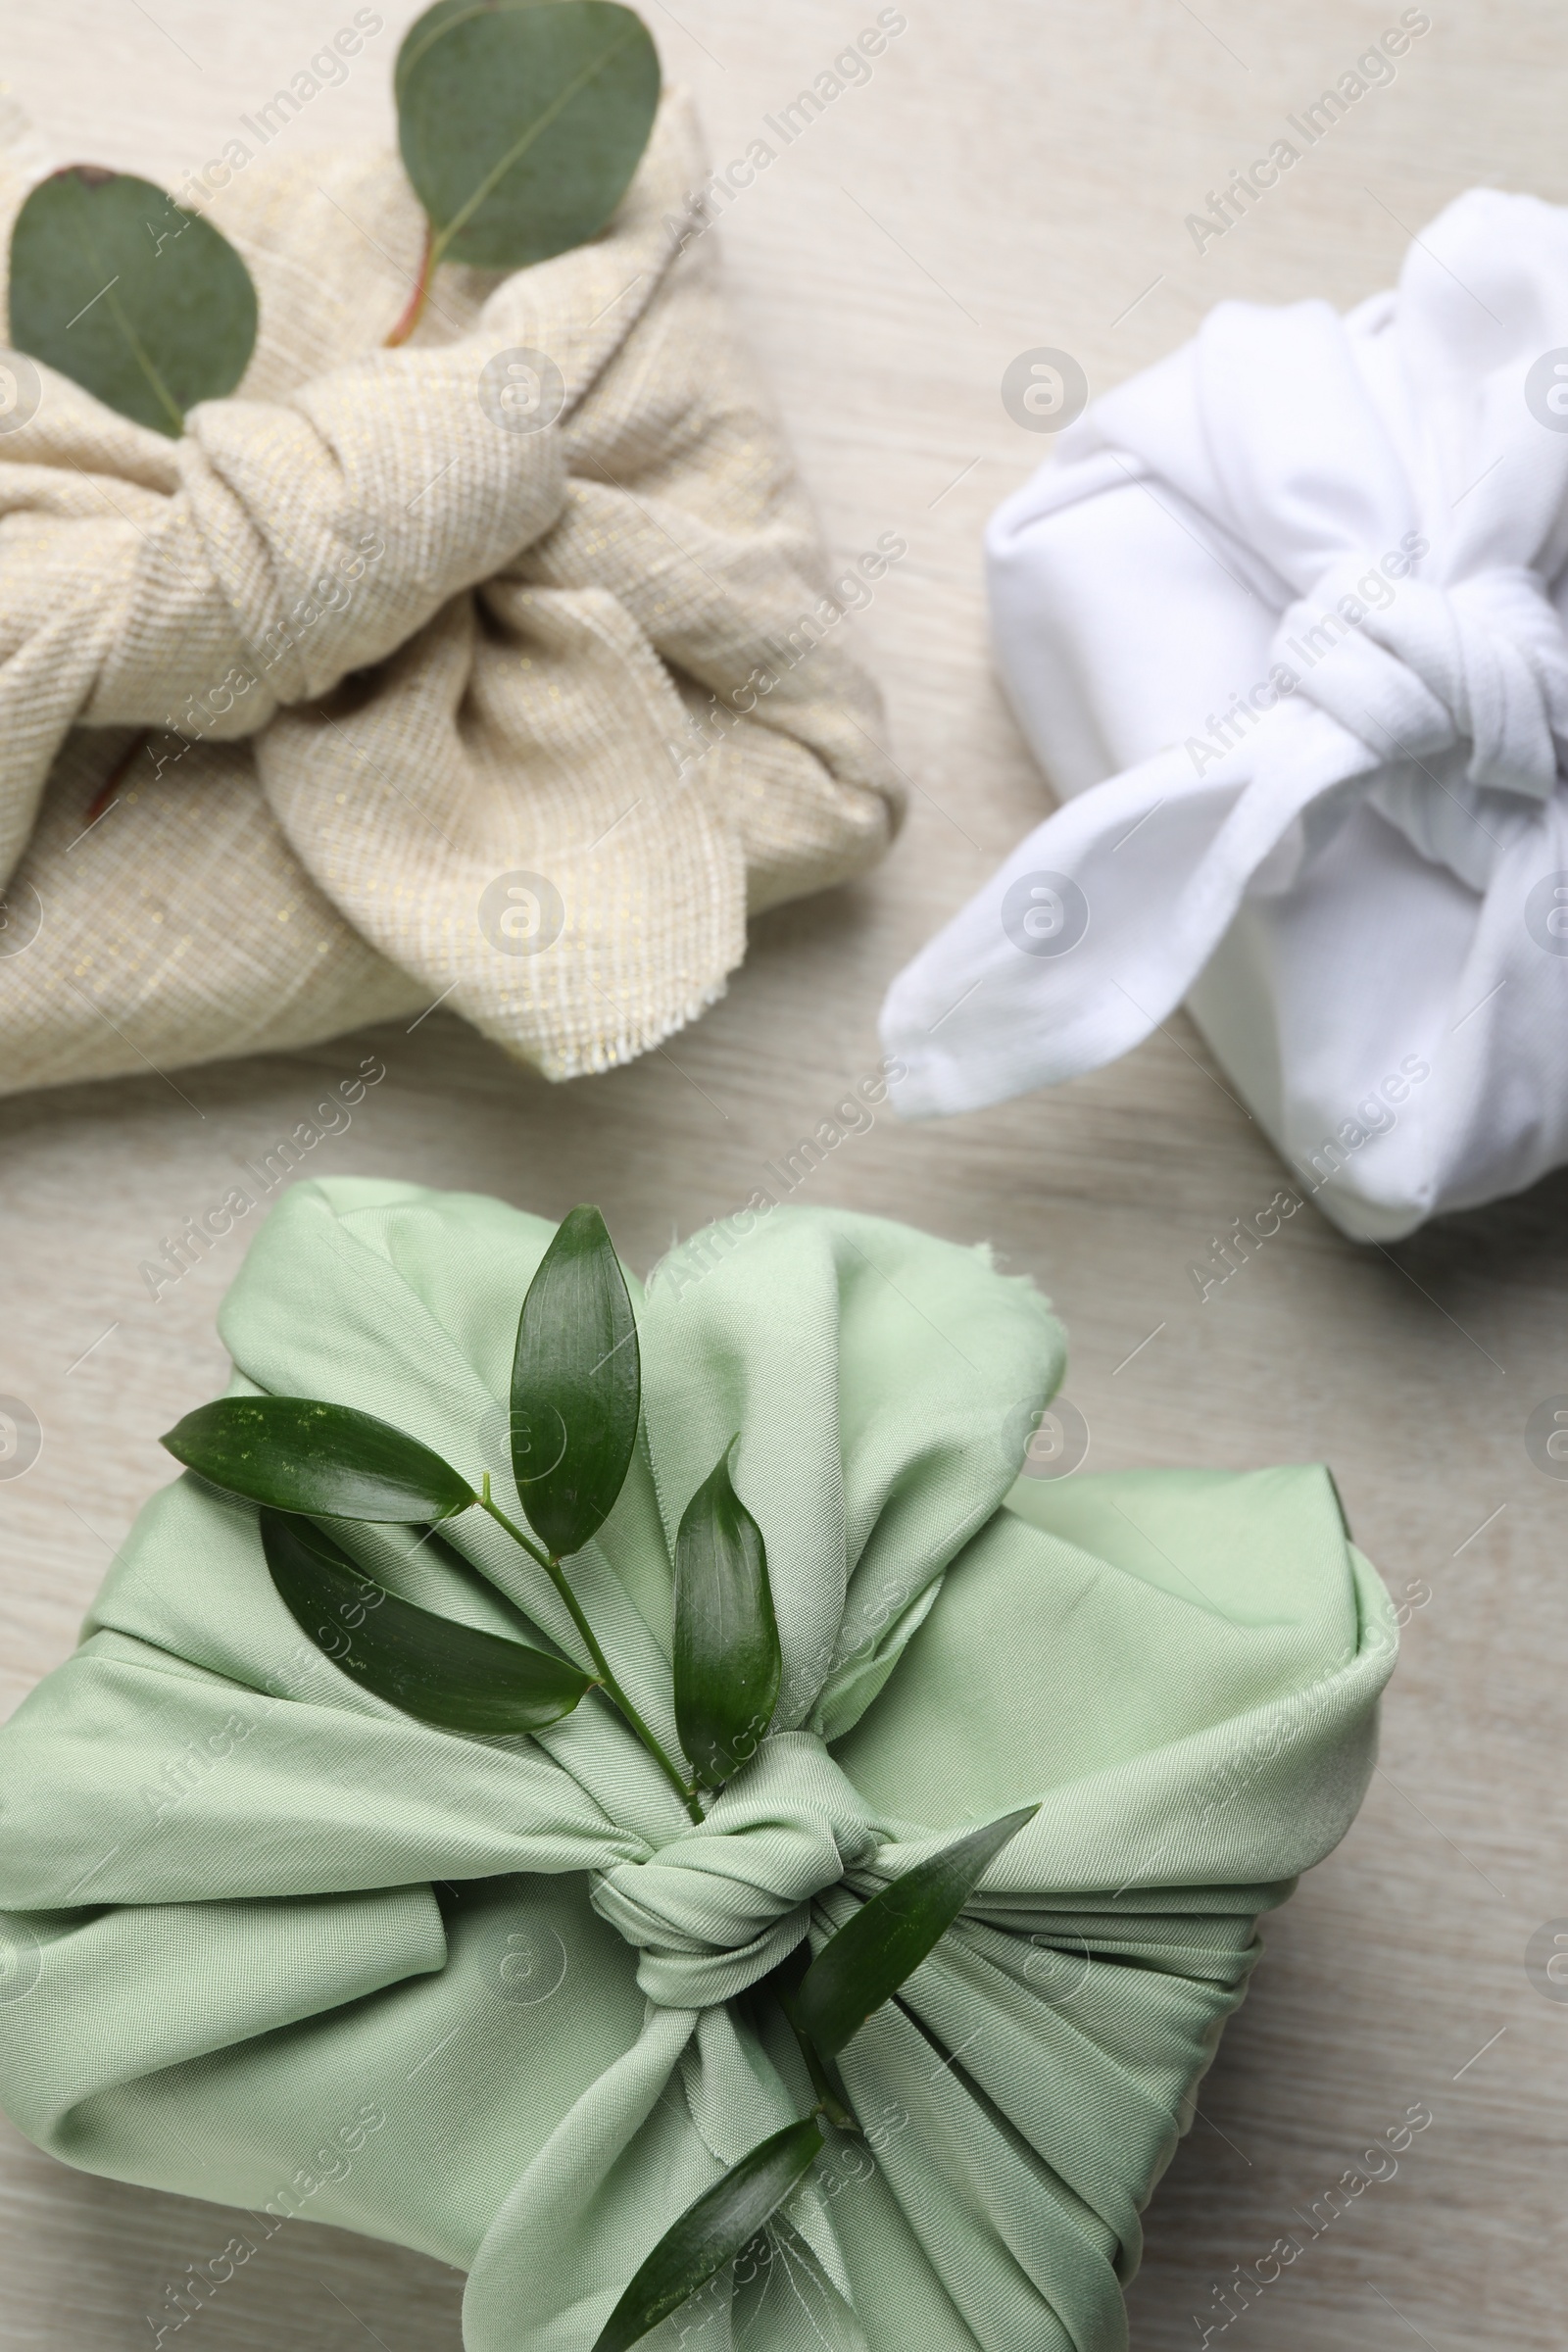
xmin=161 ymin=1397 xmax=476 ymax=1523
xmin=511 ymin=1204 xmax=639 ymax=1558
xmin=673 ymin=1443 xmax=779 ymax=1789
xmin=795 ymin=1805 xmax=1041 ymax=2058
xmin=261 ymin=1509 xmax=593 ymax=1733
xmin=594 ymin=2117 xmax=823 ymax=2352
xmin=9 ymin=165 xmax=257 ymax=436
xmin=396 ymin=1 xmax=661 ymax=273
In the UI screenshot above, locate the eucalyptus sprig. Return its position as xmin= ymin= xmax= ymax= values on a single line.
xmin=159 ymin=1203 xmax=1037 ymax=2349
xmin=7 ymin=0 xmax=660 ymax=432
xmin=8 ymin=167 xmax=258 ymax=437
xmin=388 ymin=0 xmax=661 ymax=346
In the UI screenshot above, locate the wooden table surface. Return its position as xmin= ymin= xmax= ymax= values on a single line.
xmin=0 ymin=3 xmax=1564 ymax=2346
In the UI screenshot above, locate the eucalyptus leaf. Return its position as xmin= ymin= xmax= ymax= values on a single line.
xmin=673 ymin=1442 xmax=779 ymax=1789
xmin=395 ymin=0 xmax=661 ymax=271
xmin=161 ymin=1397 xmax=476 ymax=1524
xmin=9 ymin=165 xmax=257 ymax=436
xmin=260 ymin=1509 xmax=593 ymax=1732
xmin=511 ymin=1204 xmax=640 ymax=1558
xmin=795 ymin=1805 xmax=1041 ymax=2059
xmin=593 ymin=2117 xmax=823 ymax=2352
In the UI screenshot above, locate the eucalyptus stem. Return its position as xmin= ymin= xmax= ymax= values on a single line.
xmin=83 ymin=727 xmax=148 ymax=825
xmin=384 ymin=220 xmax=435 ymax=347
xmin=478 ymin=1477 xmax=703 ymax=1824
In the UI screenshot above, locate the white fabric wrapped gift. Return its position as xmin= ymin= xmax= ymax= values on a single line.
xmin=881 ymin=189 xmax=1568 ymax=1241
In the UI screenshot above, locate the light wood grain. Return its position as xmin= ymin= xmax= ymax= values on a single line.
xmin=0 ymin=4 xmax=1564 ymax=2347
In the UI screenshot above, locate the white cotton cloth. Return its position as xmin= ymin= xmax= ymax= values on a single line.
xmin=881 ymin=188 xmax=1568 ymax=1241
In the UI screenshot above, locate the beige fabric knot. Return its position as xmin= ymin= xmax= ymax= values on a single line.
xmin=0 ymin=92 xmax=902 ymax=1093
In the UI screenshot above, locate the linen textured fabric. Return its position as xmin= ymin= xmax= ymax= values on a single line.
xmin=881 ymin=189 xmax=1568 ymax=1241
xmin=0 ymin=92 xmax=900 ymax=1095
xmin=0 ymin=1179 xmax=1395 ymax=2352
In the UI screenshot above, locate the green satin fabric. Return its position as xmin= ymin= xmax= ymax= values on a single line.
xmin=0 ymin=1181 xmax=1396 ymax=2351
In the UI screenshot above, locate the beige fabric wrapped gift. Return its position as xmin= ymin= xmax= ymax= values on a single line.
xmin=0 ymin=91 xmax=902 ymax=1092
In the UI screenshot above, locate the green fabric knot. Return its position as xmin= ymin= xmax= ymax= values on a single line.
xmin=588 ymin=1732 xmax=881 ymax=2009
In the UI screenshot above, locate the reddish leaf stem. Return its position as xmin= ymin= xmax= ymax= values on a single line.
xmin=83 ymin=728 xmax=149 ymax=826
xmin=385 ymin=221 xmax=435 ymax=348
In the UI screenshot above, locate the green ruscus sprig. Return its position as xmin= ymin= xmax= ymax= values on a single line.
xmin=160 ymin=1205 xmax=1036 ymax=2349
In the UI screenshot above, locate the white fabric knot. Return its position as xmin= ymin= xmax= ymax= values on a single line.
xmin=1278 ymin=556 xmax=1568 ymax=803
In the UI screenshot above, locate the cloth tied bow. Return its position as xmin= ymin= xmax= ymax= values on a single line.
xmin=883 ymin=188 xmax=1568 ymax=1239
xmin=0 ymin=1181 xmax=1396 ymax=2351
xmin=0 ymin=92 xmax=900 ymax=1098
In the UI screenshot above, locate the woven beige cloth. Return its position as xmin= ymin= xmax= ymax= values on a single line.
xmin=0 ymin=92 xmax=902 ymax=1093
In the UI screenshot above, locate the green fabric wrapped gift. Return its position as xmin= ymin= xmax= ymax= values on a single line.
xmin=0 ymin=1181 xmax=1396 ymax=2351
